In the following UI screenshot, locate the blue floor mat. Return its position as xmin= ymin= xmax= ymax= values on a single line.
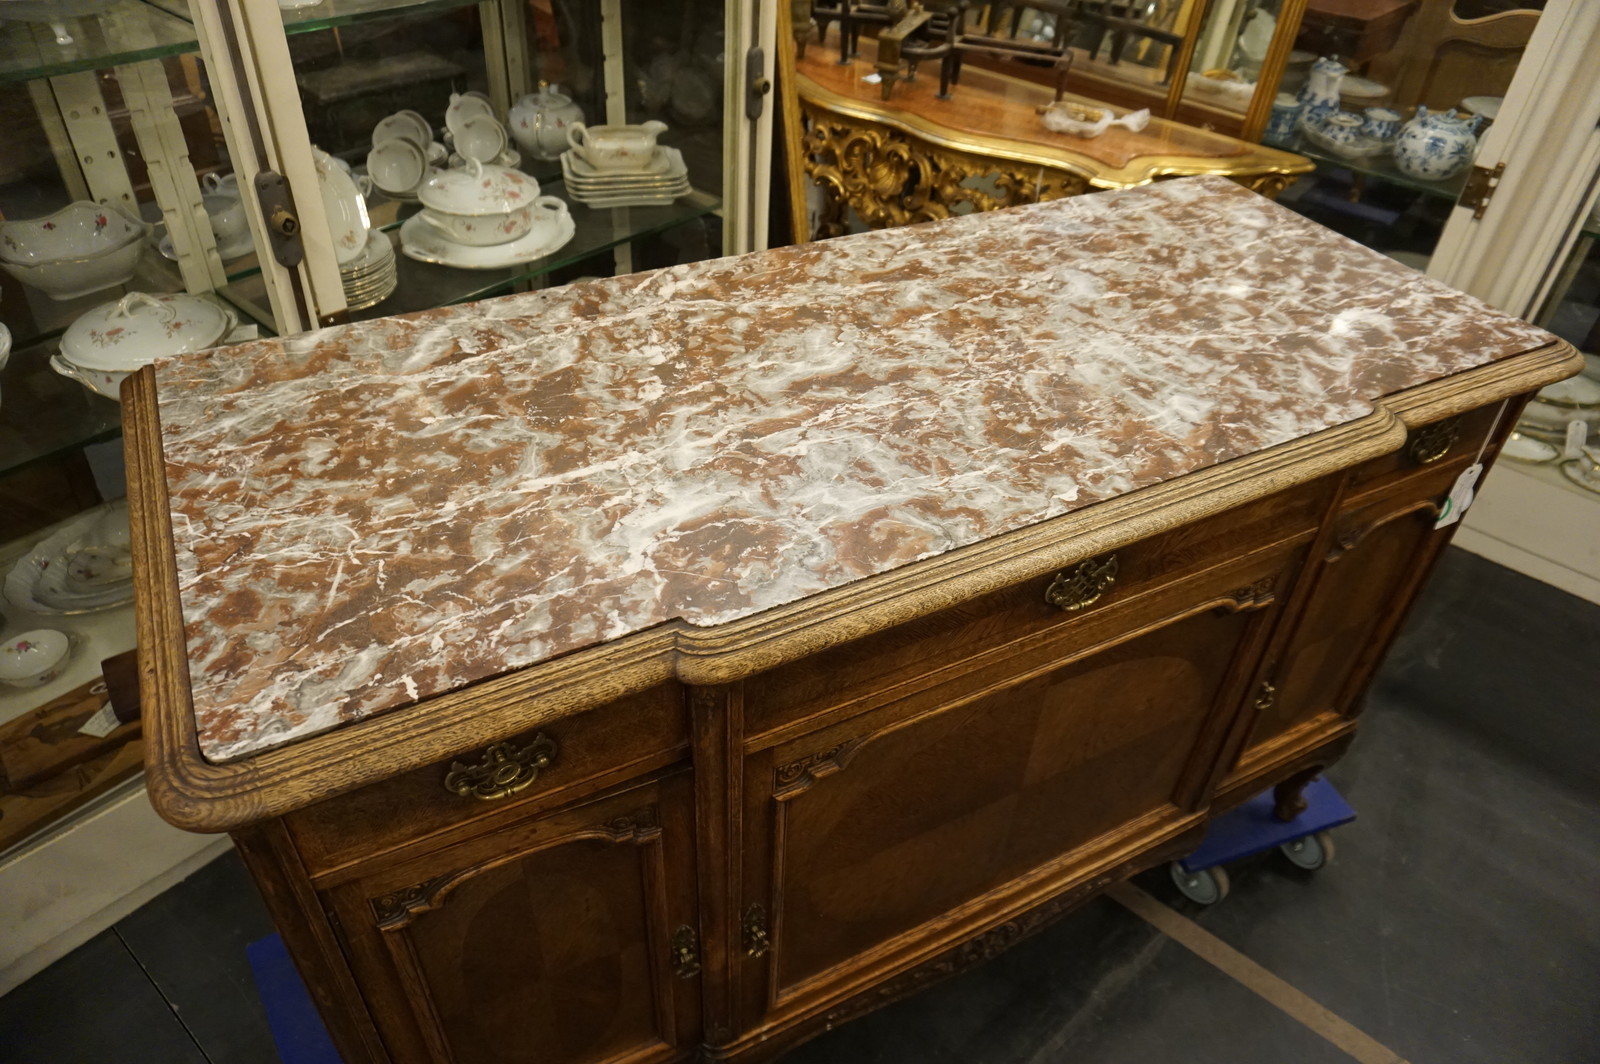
xmin=246 ymin=934 xmax=344 ymax=1064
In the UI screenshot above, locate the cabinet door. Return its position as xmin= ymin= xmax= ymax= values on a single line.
xmin=328 ymin=773 xmax=700 ymax=1064
xmin=1238 ymin=470 xmax=1460 ymax=764
xmin=739 ymin=551 xmax=1291 ymax=1020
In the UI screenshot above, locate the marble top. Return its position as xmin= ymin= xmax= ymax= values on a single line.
xmin=152 ymin=177 xmax=1555 ymax=762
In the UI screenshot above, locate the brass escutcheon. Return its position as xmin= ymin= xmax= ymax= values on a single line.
xmin=670 ymin=925 xmax=701 ymax=979
xmin=1045 ymin=554 xmax=1119 ymax=612
xmin=1407 ymin=417 xmax=1461 ymax=465
xmin=443 ymin=734 xmax=558 ymax=800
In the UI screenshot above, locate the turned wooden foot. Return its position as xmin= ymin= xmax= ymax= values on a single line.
xmin=1273 ymin=767 xmax=1321 ymax=821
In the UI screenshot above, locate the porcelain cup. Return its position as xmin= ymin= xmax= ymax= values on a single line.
xmin=204 ymin=193 xmax=250 ymax=248
xmin=566 ymin=120 xmax=669 ymax=171
xmin=367 ymin=137 xmax=429 ymax=196
xmin=1360 ymin=107 xmax=1403 ymax=143
xmin=453 ymin=114 xmax=508 ymax=164
xmin=1265 ymin=93 xmax=1302 ymax=142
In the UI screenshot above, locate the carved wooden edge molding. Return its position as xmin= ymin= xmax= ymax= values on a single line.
xmin=772 ymin=738 xmax=865 ymax=797
xmin=367 ymin=804 xmax=660 ymax=931
xmin=1217 ymin=575 xmax=1277 ymax=613
xmin=131 ymin=341 xmax=1582 ymax=833
xmin=1327 ymin=499 xmax=1446 ymax=562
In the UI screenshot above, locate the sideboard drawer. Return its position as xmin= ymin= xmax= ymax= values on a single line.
xmin=745 ymin=480 xmax=1328 ymax=740
xmin=286 ymin=682 xmax=689 ymax=877
xmin=1346 ymin=402 xmax=1505 ymax=498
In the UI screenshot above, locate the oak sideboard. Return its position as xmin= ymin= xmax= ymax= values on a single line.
xmin=129 ymin=177 xmax=1578 ymax=1064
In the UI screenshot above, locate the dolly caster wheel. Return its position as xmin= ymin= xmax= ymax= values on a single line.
xmin=1170 ymin=861 xmax=1230 ymax=904
xmin=1280 ymin=830 xmax=1335 ymax=871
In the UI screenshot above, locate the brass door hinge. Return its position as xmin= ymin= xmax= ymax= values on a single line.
xmin=670 ymin=925 xmax=701 ymax=979
xmin=742 ymin=904 xmax=770 ymax=958
xmin=1460 ymin=162 xmax=1505 ymax=220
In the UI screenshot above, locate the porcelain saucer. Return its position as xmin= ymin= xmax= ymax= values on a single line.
xmin=400 ymin=209 xmax=575 ymax=270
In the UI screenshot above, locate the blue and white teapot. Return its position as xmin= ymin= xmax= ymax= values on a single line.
xmin=1393 ymin=107 xmax=1482 ymax=182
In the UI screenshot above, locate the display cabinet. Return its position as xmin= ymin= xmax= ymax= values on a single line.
xmin=0 ymin=2 xmax=250 ymax=992
xmin=188 ymin=0 xmax=775 ymax=335
xmin=0 ymin=0 xmax=775 ymax=991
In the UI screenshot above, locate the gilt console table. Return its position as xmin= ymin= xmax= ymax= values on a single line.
xmin=130 ymin=177 xmax=1576 ymax=1064
xmin=787 ymin=35 xmax=1312 ymax=238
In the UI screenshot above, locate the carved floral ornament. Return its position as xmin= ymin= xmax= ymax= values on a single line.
xmin=799 ymin=103 xmax=1090 ymax=238
xmin=797 ymin=101 xmax=1301 ymax=240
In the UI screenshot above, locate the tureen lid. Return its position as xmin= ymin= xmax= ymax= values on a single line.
xmin=60 ymin=291 xmax=234 ymax=371
xmin=417 ymin=157 xmax=540 ymax=216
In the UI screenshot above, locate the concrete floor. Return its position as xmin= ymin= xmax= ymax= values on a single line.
xmin=2 ymin=547 xmax=1597 ymax=1064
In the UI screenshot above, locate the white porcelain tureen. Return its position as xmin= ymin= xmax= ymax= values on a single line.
xmin=52 ymin=291 xmax=235 ymax=401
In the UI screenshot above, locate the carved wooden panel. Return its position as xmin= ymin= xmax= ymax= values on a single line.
xmin=327 ymin=774 xmax=699 ymax=1064
xmin=1241 ymin=476 xmax=1457 ymax=759
xmin=746 ymin=561 xmax=1284 ymax=1010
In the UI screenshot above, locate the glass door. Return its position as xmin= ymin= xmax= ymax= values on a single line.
xmin=201 ymin=0 xmax=766 ymax=332
xmin=1183 ymin=0 xmax=1547 ymax=267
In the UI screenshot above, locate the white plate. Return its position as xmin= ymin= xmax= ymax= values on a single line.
xmin=1340 ymin=75 xmax=1389 ymax=99
xmin=561 ymin=165 xmax=690 ymax=191
xmin=563 ymin=146 xmax=675 ymax=179
xmin=315 ymin=148 xmax=372 ymax=265
xmin=1501 ymin=432 xmax=1559 ymax=464
xmin=5 ymin=501 xmax=134 ymax=615
xmin=339 ymin=228 xmax=396 ymax=274
xmin=568 ymin=186 xmax=689 ymax=208
xmin=1538 ymin=374 xmax=1600 ymax=408
xmin=1461 ymin=95 xmax=1502 ymax=120
xmin=400 ymin=209 xmax=575 ymax=269
xmin=1560 ymin=457 xmax=1600 ymax=494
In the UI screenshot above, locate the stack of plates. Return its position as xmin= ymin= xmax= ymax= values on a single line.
xmin=561 ymin=147 xmax=691 ymax=208
xmin=4 ymin=501 xmax=134 ymax=615
xmin=341 ymin=229 xmax=397 ymax=311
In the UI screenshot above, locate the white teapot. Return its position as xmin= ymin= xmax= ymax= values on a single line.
xmin=508 ymin=82 xmax=585 ymax=161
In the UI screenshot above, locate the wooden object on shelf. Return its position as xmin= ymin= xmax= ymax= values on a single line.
xmin=0 ymin=676 xmax=143 ymax=852
xmin=1367 ymin=0 xmax=1538 ymax=113
xmin=874 ymin=4 xmax=953 ymax=101
xmin=786 ymin=33 xmax=1309 ymax=239
xmin=127 ymin=179 xmax=1579 ymax=1064
xmin=1299 ymin=0 xmax=1421 ymax=66
xmin=945 ymin=1 xmax=1080 ymax=103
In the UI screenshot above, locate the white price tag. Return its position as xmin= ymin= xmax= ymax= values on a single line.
xmin=1434 ymin=462 xmax=1483 ymax=529
xmin=77 ymin=702 xmax=121 ymax=738
xmin=1563 ymin=419 xmax=1587 ymax=460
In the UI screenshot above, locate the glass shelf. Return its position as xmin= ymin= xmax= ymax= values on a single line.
xmin=1265 ymin=133 xmax=1469 ymax=204
xmin=277 ymin=0 xmax=480 ymax=36
xmin=322 ymin=179 xmax=721 ymax=322
xmin=0 ymin=0 xmax=198 ymax=86
xmin=0 ymin=335 xmax=122 ymax=480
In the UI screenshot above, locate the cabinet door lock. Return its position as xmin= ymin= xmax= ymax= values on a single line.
xmin=253 ymin=171 xmax=304 ymax=268
xmin=742 ymin=904 xmax=770 ymax=958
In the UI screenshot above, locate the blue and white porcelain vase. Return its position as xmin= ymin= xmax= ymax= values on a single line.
xmin=1393 ymin=106 xmax=1481 ymax=181
xmin=1297 ymin=57 xmax=1346 ymax=132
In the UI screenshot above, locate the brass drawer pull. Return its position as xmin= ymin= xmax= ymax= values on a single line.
xmin=1045 ymin=554 xmax=1119 ymax=612
xmin=443 ymin=734 xmax=558 ymax=800
xmin=1407 ymin=417 xmax=1461 ymax=465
